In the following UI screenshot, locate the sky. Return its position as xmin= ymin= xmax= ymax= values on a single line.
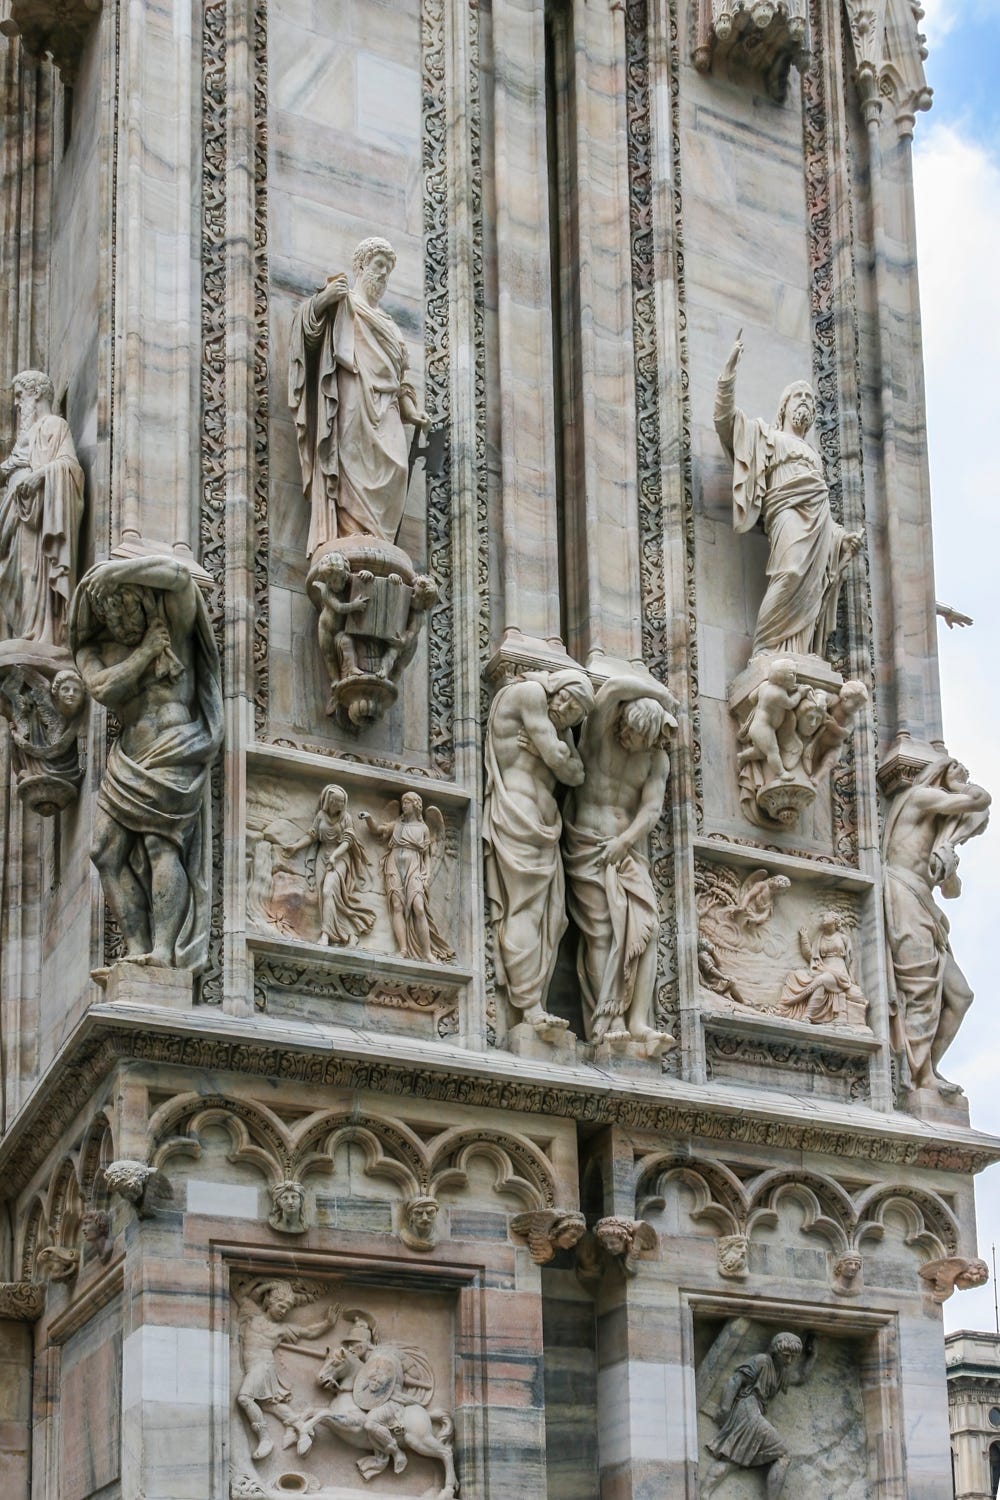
xmin=909 ymin=0 xmax=1000 ymax=1333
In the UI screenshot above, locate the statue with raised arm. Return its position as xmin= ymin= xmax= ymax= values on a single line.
xmin=562 ymin=668 xmax=678 ymax=1055
xmin=882 ymin=756 xmax=990 ymax=1096
xmin=288 ymin=236 xmax=429 ymax=552
xmin=483 ymin=666 xmax=596 ymax=1037
xmin=69 ymin=555 xmax=223 ymax=971
xmin=0 ymin=369 xmax=84 ymax=646
xmin=715 ymin=333 xmax=863 ymax=660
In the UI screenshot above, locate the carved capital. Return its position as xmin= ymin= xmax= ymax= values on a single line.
xmin=0 ymin=0 xmax=102 ymax=82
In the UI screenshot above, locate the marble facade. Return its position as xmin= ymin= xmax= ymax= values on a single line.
xmin=0 ymin=0 xmax=995 ymax=1496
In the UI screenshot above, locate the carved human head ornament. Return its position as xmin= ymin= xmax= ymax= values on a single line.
xmin=12 ymin=368 xmax=54 ymax=412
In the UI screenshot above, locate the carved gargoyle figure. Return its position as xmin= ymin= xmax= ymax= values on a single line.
xmin=70 ymin=555 xmax=224 ymax=971
xmin=510 ymin=1208 xmax=587 ymax=1264
xmin=882 ymin=756 xmax=991 ymax=1097
xmin=294 ymin=1308 xmax=459 ymax=1498
xmin=715 ymin=334 xmax=864 ymax=661
xmin=483 ymin=665 xmax=596 ymax=1040
xmin=577 ymin=1216 xmax=658 ymax=1287
xmin=102 ymin=1159 xmax=171 ymax=1218
xmin=563 ymin=668 xmax=678 ymax=1056
xmin=81 ymin=1208 xmax=112 ymax=1264
xmin=702 ymin=1330 xmax=816 ymax=1497
xmin=918 ymin=1255 xmax=989 ymax=1303
xmin=233 ymin=1277 xmax=337 ymax=1461
xmin=716 ymin=1233 xmax=750 ymax=1280
xmin=0 ymin=662 xmax=86 ymax=814
xmin=36 ymin=1245 xmax=80 ymax=1282
xmin=267 ymin=1180 xmax=308 ymax=1236
xmin=779 ymin=911 xmax=868 ymax=1026
xmin=733 ymin=661 xmax=868 ymax=830
xmin=832 ymin=1250 xmax=862 ymax=1296
xmin=399 ymin=1196 xmax=441 ymax=1252
xmin=360 ymin=794 xmax=454 ymax=962
xmin=0 ymin=1281 xmax=45 ymax=1320
xmin=0 ymin=368 xmax=84 ymax=646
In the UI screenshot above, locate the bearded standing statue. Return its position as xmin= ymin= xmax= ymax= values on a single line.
xmin=0 ymin=369 xmax=84 ymax=646
xmin=288 ymin=236 xmax=429 ymax=553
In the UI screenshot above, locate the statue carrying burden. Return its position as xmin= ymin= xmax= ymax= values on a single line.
xmin=483 ymin=666 xmax=596 ymax=1039
xmin=289 ymin=236 xmax=438 ymax=731
xmin=563 ymin=668 xmax=678 ymax=1056
xmin=70 ymin=555 xmax=223 ymax=971
xmin=882 ymin=756 xmax=990 ymax=1097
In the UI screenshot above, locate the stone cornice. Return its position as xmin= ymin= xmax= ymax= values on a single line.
xmin=1 ymin=1003 xmax=999 ymax=1197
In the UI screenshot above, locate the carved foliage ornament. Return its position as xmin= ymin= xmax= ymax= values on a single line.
xmin=0 ymin=1281 xmax=45 ymax=1320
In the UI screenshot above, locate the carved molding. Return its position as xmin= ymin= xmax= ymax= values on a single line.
xmin=0 ymin=1027 xmax=996 ymax=1204
xmin=635 ymin=1152 xmax=961 ymax=1266
xmin=147 ymin=1092 xmax=557 ymax=1212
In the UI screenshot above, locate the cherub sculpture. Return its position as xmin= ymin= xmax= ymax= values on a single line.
xmin=313 ymin=550 xmax=370 ymax=696
xmin=510 ymin=1208 xmax=588 ymax=1264
xmin=360 ymin=792 xmax=454 ymax=962
xmin=234 ymin=1277 xmax=337 ymax=1460
xmin=736 ymin=658 xmax=802 ymax=784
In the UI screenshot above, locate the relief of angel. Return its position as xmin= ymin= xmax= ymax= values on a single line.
xmin=233 ymin=1277 xmax=338 ymax=1461
xmin=359 ymin=792 xmax=454 ymax=962
xmin=294 ymin=1309 xmax=459 ymax=1498
xmin=281 ymin=784 xmax=376 ymax=948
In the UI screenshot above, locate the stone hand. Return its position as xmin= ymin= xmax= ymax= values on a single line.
xmin=349 ymin=594 xmax=370 ymax=610
xmin=141 ymin=619 xmax=173 ymax=659
xmin=515 ymin=728 xmax=542 ymax=759
xmin=601 ymin=834 xmax=632 ymax=868
xmin=315 ymin=273 xmax=349 ymax=314
xmin=721 ymin=329 xmax=743 ymax=377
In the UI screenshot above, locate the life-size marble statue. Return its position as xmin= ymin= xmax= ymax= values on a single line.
xmin=69 ymin=555 xmax=223 ymax=971
xmin=563 ymin=669 xmax=677 ymax=1055
xmin=289 ymin=237 xmax=429 ymax=552
xmin=703 ymin=1330 xmax=816 ymax=1497
xmin=715 ymin=335 xmax=864 ymax=660
xmin=882 ymin=757 xmax=990 ymax=1095
xmin=0 ymin=369 xmax=84 ymax=646
xmin=360 ymin=792 xmax=454 ymax=963
xmin=483 ymin=667 xmax=595 ymax=1036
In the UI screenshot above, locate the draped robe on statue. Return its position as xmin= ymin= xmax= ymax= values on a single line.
xmin=562 ymin=824 xmax=658 ymax=1034
xmin=288 ymin=287 xmax=417 ymax=552
xmin=715 ymin=377 xmax=853 ymax=657
xmin=483 ymin=686 xmax=568 ymax=1015
xmin=0 ymin=414 xmax=83 ymax=644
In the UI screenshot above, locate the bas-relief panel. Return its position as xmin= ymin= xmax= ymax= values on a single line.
xmin=694 ymin=1317 xmax=871 ymax=1498
xmin=266 ymin=0 xmax=433 ymax=764
xmin=229 ymin=1276 xmax=456 ymax=1499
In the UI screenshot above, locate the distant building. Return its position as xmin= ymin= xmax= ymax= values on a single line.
xmin=947 ymin=1330 xmax=1000 ymax=1499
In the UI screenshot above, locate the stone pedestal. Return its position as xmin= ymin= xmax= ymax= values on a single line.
xmin=103 ymin=962 xmax=194 ymax=1010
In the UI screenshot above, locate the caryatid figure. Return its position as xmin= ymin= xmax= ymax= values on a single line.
xmin=69 ymin=555 xmax=224 ymax=971
xmin=483 ymin=667 xmax=596 ymax=1036
xmin=562 ymin=670 xmax=678 ymax=1056
xmin=0 ymin=369 xmax=84 ymax=645
xmin=882 ymin=756 xmax=990 ymax=1094
xmin=715 ymin=334 xmax=864 ymax=659
xmin=288 ymin=237 xmax=429 ymax=553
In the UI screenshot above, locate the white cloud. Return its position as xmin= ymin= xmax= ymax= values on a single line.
xmin=913 ymin=120 xmax=1000 ymax=1331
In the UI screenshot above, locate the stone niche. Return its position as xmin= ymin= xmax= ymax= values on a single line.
xmin=694 ymin=1315 xmax=882 ymax=1497
xmin=229 ymin=1275 xmax=456 ymax=1500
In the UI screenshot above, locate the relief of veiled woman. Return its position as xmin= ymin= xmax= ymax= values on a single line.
xmin=284 ymin=784 xmax=375 ymax=947
xmin=360 ymin=792 xmax=454 ymax=963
